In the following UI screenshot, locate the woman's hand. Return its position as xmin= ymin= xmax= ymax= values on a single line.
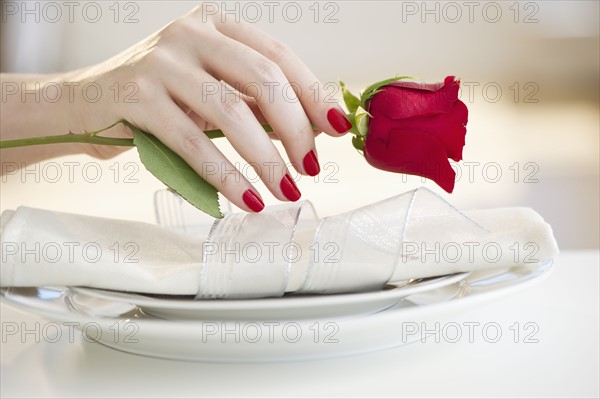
xmin=61 ymin=4 xmax=351 ymax=212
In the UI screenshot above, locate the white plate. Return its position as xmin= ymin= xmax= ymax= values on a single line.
xmin=1 ymin=261 xmax=553 ymax=362
xmin=69 ymin=273 xmax=469 ymax=321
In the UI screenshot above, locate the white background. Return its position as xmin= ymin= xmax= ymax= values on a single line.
xmin=0 ymin=2 xmax=599 ymax=397
xmin=1 ymin=0 xmax=598 ymax=248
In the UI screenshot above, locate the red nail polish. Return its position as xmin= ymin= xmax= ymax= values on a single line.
xmin=280 ymin=174 xmax=301 ymax=202
xmin=327 ymin=108 xmax=352 ymax=134
xmin=242 ymin=189 xmax=264 ymax=213
xmin=303 ymin=150 xmax=320 ymax=176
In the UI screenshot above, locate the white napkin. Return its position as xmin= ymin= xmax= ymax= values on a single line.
xmin=0 ymin=188 xmax=559 ymax=298
xmin=0 ymin=207 xmax=204 ymax=295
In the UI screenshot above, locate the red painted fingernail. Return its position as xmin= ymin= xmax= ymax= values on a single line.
xmin=303 ymin=150 xmax=320 ymax=176
xmin=242 ymin=189 xmax=264 ymax=213
xmin=327 ymin=108 xmax=352 ymax=134
xmin=280 ymin=174 xmax=301 ymax=202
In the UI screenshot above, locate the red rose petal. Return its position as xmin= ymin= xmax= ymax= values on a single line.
xmin=369 ymin=76 xmax=460 ymax=120
xmin=364 ymin=76 xmax=467 ymax=192
xmin=379 ymin=100 xmax=468 ymax=162
xmin=364 ymin=128 xmax=457 ymax=193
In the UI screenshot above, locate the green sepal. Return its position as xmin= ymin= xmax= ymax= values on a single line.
xmin=346 ymin=112 xmax=360 ymax=135
xmin=354 ymin=106 xmax=371 ymax=137
xmin=340 ymin=81 xmax=361 ymax=114
xmin=352 ymin=135 xmax=365 ymax=152
xmin=359 ymin=75 xmax=412 ymax=106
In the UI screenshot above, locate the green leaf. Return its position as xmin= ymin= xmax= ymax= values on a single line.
xmin=340 ymin=81 xmax=361 ymax=114
xmin=359 ymin=75 xmax=412 ymax=106
xmin=132 ymin=127 xmax=223 ymax=218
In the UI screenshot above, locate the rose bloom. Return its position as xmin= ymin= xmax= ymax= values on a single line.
xmin=363 ymin=76 xmax=468 ymax=193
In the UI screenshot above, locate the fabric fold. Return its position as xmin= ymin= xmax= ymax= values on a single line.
xmin=0 ymin=188 xmax=559 ymax=298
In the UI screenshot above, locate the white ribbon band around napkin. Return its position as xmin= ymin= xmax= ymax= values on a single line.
xmin=0 ymin=188 xmax=559 ymax=298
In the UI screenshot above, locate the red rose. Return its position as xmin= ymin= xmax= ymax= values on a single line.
xmin=363 ymin=76 xmax=468 ymax=193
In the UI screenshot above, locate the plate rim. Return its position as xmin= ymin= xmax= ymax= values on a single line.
xmin=67 ymin=272 xmax=470 ymax=312
xmin=0 ymin=261 xmax=554 ymax=362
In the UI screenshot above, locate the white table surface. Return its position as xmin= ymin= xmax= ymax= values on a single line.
xmin=1 ymin=250 xmax=598 ymax=398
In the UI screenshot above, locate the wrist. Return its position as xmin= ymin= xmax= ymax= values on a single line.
xmin=1 ymin=72 xmax=76 ymax=136
xmin=0 ymin=71 xmax=130 ymax=160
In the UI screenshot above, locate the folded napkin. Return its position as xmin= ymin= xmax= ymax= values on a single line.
xmin=0 ymin=188 xmax=559 ymax=298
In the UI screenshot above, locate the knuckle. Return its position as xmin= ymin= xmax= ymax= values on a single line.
xmin=154 ymin=112 xmax=177 ymax=136
xmin=163 ymin=18 xmax=201 ymax=39
xmin=252 ymin=57 xmax=284 ymax=82
xmin=180 ymin=132 xmax=206 ymax=155
xmin=219 ymin=95 xmax=251 ymax=121
xmin=265 ymin=41 xmax=295 ymax=66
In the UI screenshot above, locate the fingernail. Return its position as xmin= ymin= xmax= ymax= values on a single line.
xmin=303 ymin=150 xmax=320 ymax=176
xmin=242 ymin=189 xmax=265 ymax=213
xmin=327 ymin=108 xmax=352 ymax=134
xmin=280 ymin=174 xmax=301 ymax=202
